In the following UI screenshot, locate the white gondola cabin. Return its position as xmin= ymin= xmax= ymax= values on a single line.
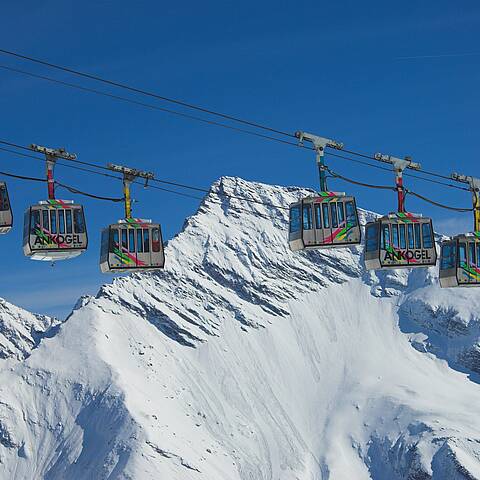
xmin=439 ymin=234 xmax=480 ymax=287
xmin=100 ymin=219 xmax=165 ymax=273
xmin=99 ymin=163 xmax=165 ymax=274
xmin=439 ymin=173 xmax=480 ymax=288
xmin=289 ymin=131 xmax=360 ymax=251
xmin=0 ymin=181 xmax=13 ymax=234
xmin=23 ymin=200 xmax=88 ymax=261
xmin=365 ymin=213 xmax=437 ymax=270
xmin=289 ymin=193 xmax=361 ymax=251
xmin=364 ymin=152 xmax=438 ymax=271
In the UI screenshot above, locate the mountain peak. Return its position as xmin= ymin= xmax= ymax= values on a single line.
xmin=2 ymin=176 xmax=480 ymax=479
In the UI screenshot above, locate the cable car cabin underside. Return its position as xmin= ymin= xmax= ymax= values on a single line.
xmin=364 ymin=213 xmax=437 ymax=270
xmin=100 ymin=219 xmax=165 ymax=273
xmin=289 ymin=194 xmax=361 ymax=251
xmin=439 ymin=233 xmax=480 ymax=288
xmin=23 ymin=200 xmax=88 ymax=261
xmin=0 ymin=182 xmax=12 ymax=234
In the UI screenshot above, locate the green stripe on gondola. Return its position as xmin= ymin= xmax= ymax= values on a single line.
xmin=336 ymin=223 xmax=354 ymax=240
xmin=113 ymin=247 xmax=134 ymax=264
xmin=34 ymin=228 xmax=53 ymax=244
xmin=460 ymin=262 xmax=480 ymax=280
xmin=396 ymin=212 xmax=414 ymax=223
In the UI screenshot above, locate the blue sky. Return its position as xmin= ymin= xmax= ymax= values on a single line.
xmin=0 ymin=1 xmax=479 ymax=317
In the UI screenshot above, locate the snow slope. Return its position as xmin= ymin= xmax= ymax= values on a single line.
xmin=1 ymin=176 xmax=480 ymax=479
xmin=0 ymin=298 xmax=58 ymax=361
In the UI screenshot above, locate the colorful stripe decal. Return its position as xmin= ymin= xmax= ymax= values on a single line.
xmin=460 ymin=262 xmax=480 ymax=281
xmin=323 ymin=222 xmax=355 ymax=243
xmin=395 ymin=212 xmax=420 ymax=223
xmin=113 ymin=246 xmax=146 ymax=266
xmin=46 ymin=199 xmax=70 ymax=209
xmin=319 ymin=192 xmax=337 ymax=198
xmin=312 ymin=193 xmax=342 ymax=204
xmin=125 ymin=218 xmax=150 ymax=228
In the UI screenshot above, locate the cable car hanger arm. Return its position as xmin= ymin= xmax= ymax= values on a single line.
xmin=374 ymin=152 xmax=420 ymax=213
xmin=451 ymin=173 xmax=480 ymax=231
xmin=295 ymin=131 xmax=344 ymax=192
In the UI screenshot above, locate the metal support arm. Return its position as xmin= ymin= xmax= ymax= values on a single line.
xmin=30 ymin=144 xmax=77 ymax=200
xmin=295 ymin=131 xmax=343 ymax=193
xmin=452 ymin=173 xmax=480 ymax=232
xmin=107 ymin=163 xmax=154 ymax=220
xmin=374 ymin=152 xmax=420 ymax=213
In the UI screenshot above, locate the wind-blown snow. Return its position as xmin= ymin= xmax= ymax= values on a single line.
xmin=1 ymin=176 xmax=480 ymax=479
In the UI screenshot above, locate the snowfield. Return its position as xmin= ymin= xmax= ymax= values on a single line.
xmin=1 ymin=176 xmax=480 ymax=479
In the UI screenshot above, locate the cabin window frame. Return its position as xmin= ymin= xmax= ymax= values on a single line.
xmin=0 ymin=185 xmax=9 ymax=212
xmin=382 ymin=224 xmax=391 ymax=249
xmin=399 ymin=224 xmax=407 ymax=249
xmin=314 ymin=204 xmax=322 ymax=230
xmin=365 ymin=223 xmax=380 ymax=252
xmin=137 ymin=229 xmax=144 ymax=253
xmin=422 ymin=223 xmax=434 ymax=249
xmin=330 ymin=203 xmax=338 ymax=228
xmin=345 ymin=201 xmax=357 ymax=226
xmin=414 ymin=223 xmax=421 ymax=249
xmin=407 ymin=224 xmax=414 ymax=249
xmin=128 ymin=228 xmax=135 ymax=253
xmin=322 ymin=204 xmax=330 ymax=229
xmin=30 ymin=210 xmax=40 ymax=234
xmin=458 ymin=242 xmax=467 ymax=266
xmin=440 ymin=242 xmax=456 ymax=270
xmin=289 ymin=205 xmax=301 ymax=233
xmin=302 ymin=204 xmax=313 ymax=230
xmin=152 ymin=227 xmax=161 ymax=252
xmin=392 ymin=224 xmax=399 ymax=248
xmin=143 ymin=228 xmax=150 ymax=253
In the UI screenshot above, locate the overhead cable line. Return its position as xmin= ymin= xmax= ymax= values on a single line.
xmin=0 ymin=62 xmax=471 ymax=192
xmin=0 ymin=49 xmax=293 ymax=138
xmin=0 ymin=156 xmax=284 ymax=221
xmin=406 ymin=190 xmax=474 ymax=212
xmin=0 ymin=144 xmax=471 ymax=216
xmin=0 ymin=169 xmax=45 ymax=182
xmin=340 ymin=148 xmax=465 ymax=184
xmin=55 ymin=182 xmax=124 ymax=202
xmin=327 ymin=168 xmax=396 ymax=191
xmin=0 ymin=144 xmax=290 ymax=210
xmin=0 ymin=136 xmax=468 ymax=210
xmin=0 ymin=64 xmax=298 ymax=148
xmin=328 ymin=167 xmax=474 ymax=212
xmin=328 ymin=151 xmax=469 ymax=191
xmin=0 ymin=138 xmax=469 ymax=212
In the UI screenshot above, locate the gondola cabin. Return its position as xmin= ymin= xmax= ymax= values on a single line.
xmin=289 ymin=193 xmax=361 ymax=251
xmin=100 ymin=219 xmax=165 ymax=273
xmin=439 ymin=234 xmax=480 ymax=288
xmin=23 ymin=200 xmax=88 ymax=261
xmin=0 ymin=182 xmax=12 ymax=234
xmin=364 ymin=213 xmax=437 ymax=270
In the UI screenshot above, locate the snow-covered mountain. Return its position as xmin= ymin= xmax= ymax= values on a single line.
xmin=1 ymin=176 xmax=480 ymax=479
xmin=0 ymin=298 xmax=58 ymax=361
